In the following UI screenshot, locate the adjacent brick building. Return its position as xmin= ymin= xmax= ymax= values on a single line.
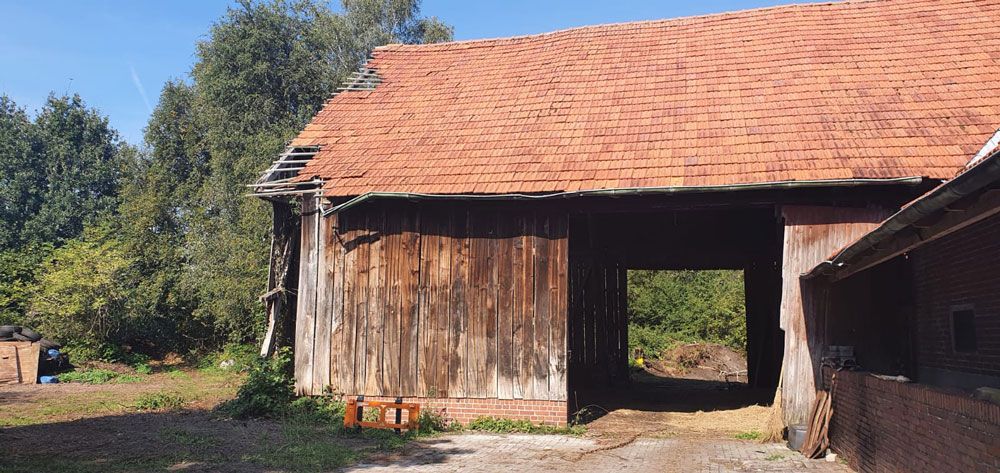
xmin=807 ymin=147 xmax=1000 ymax=471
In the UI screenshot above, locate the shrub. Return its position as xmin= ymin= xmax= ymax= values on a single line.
xmin=58 ymin=368 xmax=142 ymax=384
xmin=216 ymin=348 xmax=294 ymax=419
xmin=134 ymin=392 xmax=186 ymax=410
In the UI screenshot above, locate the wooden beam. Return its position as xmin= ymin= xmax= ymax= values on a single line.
xmin=832 ymin=189 xmax=1000 ymax=281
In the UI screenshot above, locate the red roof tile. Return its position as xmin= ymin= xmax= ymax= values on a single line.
xmin=292 ymin=0 xmax=1000 ymax=197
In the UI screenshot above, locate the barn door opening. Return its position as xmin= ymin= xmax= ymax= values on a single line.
xmin=566 ymin=208 xmax=783 ymax=435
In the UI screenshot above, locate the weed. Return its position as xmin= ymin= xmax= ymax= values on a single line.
xmin=216 ymin=348 xmax=293 ymax=419
xmin=734 ymin=430 xmax=762 ymax=440
xmin=286 ymin=396 xmax=346 ymax=424
xmin=765 ymin=453 xmax=786 ymax=461
xmin=134 ymin=363 xmax=152 ymax=375
xmin=465 ymin=416 xmax=585 ymax=435
xmin=134 ymin=392 xmax=186 ymax=411
xmin=58 ymin=369 xmax=142 ymax=384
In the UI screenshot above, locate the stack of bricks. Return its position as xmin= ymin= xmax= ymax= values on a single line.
xmin=823 ymin=368 xmax=1000 ymax=472
xmin=337 ymin=395 xmax=568 ymax=427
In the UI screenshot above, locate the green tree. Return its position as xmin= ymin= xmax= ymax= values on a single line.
xmin=118 ymin=81 xmax=208 ymax=351
xmin=182 ymin=0 xmax=452 ymax=343
xmin=0 ymin=96 xmax=43 ymax=249
xmin=627 ymin=270 xmax=747 ymax=353
xmin=23 ymin=95 xmax=125 ymax=245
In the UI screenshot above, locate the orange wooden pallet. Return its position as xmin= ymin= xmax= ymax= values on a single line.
xmin=344 ymin=397 xmax=420 ymax=432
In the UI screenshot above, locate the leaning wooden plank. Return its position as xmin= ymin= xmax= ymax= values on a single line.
xmin=294 ymin=196 xmax=318 ymax=395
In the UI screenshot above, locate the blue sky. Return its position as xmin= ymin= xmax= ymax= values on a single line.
xmin=0 ymin=0 xmax=820 ymax=144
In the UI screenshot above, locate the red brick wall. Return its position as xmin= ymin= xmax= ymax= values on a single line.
xmin=335 ymin=394 xmax=568 ymax=426
xmin=910 ymin=212 xmax=1000 ymax=378
xmin=824 ymin=368 xmax=1000 ymax=473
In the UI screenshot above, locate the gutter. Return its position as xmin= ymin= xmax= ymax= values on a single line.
xmin=320 ymin=176 xmax=926 ymax=217
xmin=804 ymin=150 xmax=1000 ymax=279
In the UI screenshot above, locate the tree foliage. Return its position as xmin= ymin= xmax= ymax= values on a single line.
xmin=28 ymin=224 xmax=134 ymax=360
xmin=627 ymin=270 xmax=747 ymax=354
xmin=0 ymin=0 xmax=452 ymax=360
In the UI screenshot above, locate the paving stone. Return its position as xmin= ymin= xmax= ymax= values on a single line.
xmin=346 ymin=433 xmax=853 ymax=472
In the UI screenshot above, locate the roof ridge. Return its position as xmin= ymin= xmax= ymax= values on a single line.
xmin=376 ymin=0 xmax=894 ymax=52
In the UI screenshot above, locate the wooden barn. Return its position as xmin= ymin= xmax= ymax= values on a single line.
xmin=252 ymin=0 xmax=1000 ymax=427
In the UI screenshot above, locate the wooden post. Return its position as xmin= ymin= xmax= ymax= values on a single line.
xmin=260 ymin=200 xmax=302 ymax=358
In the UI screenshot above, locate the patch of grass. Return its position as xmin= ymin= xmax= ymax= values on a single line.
xmin=58 ymin=368 xmax=142 ymax=384
xmin=734 ymin=430 xmax=762 ymax=440
xmin=134 ymin=363 xmax=152 ymax=375
xmin=765 ymin=453 xmax=786 ymax=461
xmin=464 ymin=416 xmax=585 ymax=435
xmin=245 ymin=423 xmax=359 ymax=472
xmin=133 ymin=392 xmax=186 ymax=411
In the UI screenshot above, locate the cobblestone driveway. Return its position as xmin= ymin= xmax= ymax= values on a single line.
xmin=347 ymin=433 xmax=853 ymax=472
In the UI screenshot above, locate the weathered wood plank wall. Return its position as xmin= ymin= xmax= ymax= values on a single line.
xmin=294 ymin=202 xmax=569 ymax=401
xmin=779 ymin=205 xmax=889 ymax=425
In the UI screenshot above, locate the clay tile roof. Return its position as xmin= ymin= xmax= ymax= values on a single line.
xmin=292 ymin=0 xmax=1000 ymax=197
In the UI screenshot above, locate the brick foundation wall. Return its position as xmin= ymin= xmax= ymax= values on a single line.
xmin=335 ymin=395 xmax=568 ymax=426
xmin=911 ymin=212 xmax=1000 ymax=379
xmin=824 ymin=368 xmax=1000 ymax=473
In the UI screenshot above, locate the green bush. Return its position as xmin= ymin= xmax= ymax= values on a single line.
xmin=58 ymin=369 xmax=142 ymax=384
xmin=134 ymin=392 xmax=186 ymax=410
xmin=216 ymin=348 xmax=294 ymax=419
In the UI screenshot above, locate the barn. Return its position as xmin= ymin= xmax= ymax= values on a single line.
xmin=251 ymin=0 xmax=1000 ymax=428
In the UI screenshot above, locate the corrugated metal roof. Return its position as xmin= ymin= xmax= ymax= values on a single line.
xmin=292 ymin=0 xmax=1000 ymax=197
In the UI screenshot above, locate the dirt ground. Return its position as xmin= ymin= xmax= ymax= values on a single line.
xmin=0 ymin=368 xmax=377 ymax=472
xmin=576 ymin=344 xmax=773 ymax=445
xmin=0 ymin=354 xmax=835 ymax=472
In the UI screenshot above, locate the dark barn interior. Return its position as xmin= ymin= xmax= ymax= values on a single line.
xmin=566 ymin=204 xmax=785 ymax=414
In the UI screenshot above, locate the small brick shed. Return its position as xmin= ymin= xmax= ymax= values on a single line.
xmin=805 ymin=147 xmax=1000 ymax=471
xmin=251 ymin=0 xmax=1000 ymax=431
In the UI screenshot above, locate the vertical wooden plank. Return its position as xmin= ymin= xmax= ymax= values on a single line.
xmin=382 ymin=208 xmax=401 ymax=395
xmin=485 ymin=211 xmax=500 ymax=399
xmin=518 ymin=214 xmax=535 ymax=399
xmin=294 ymin=196 xmax=318 ymax=395
xmin=312 ymin=210 xmax=332 ymax=394
xmin=532 ymin=214 xmax=551 ymax=399
xmin=496 ymin=215 xmax=515 ymax=400
xmin=327 ymin=213 xmax=341 ymax=393
xmin=399 ymin=208 xmax=420 ymax=397
xmin=550 ymin=214 xmax=568 ymax=401
xmin=334 ymin=213 xmax=358 ymax=394
xmin=435 ymin=213 xmax=452 ymax=397
xmin=466 ymin=210 xmax=484 ymax=398
xmin=352 ymin=211 xmax=371 ymax=395
xmin=361 ymin=208 xmax=381 ymax=395
xmin=448 ymin=208 xmax=469 ymax=398
xmin=417 ymin=207 xmax=435 ymax=397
